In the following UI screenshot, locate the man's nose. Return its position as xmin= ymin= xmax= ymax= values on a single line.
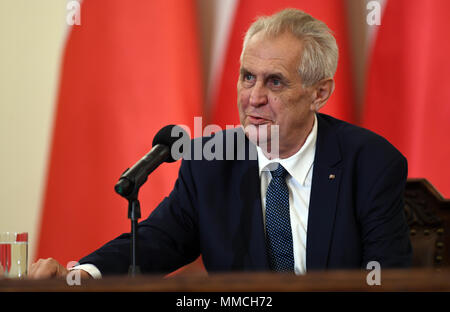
xmin=249 ymin=82 xmax=268 ymax=107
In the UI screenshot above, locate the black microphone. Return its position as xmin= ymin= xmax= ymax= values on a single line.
xmin=115 ymin=125 xmax=189 ymax=197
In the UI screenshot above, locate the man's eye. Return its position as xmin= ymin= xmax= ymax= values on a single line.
xmin=269 ymin=78 xmax=282 ymax=87
xmin=244 ymin=73 xmax=255 ymax=81
xmin=272 ymin=79 xmax=281 ymax=86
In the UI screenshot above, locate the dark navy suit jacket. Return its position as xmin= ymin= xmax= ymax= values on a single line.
xmin=79 ymin=113 xmax=412 ymax=274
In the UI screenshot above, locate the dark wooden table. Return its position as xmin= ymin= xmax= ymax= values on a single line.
xmin=1 ymin=269 xmax=450 ymax=292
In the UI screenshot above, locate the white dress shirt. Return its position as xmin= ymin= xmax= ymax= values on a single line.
xmin=73 ymin=115 xmax=317 ymax=278
xmin=257 ymin=114 xmax=317 ymax=275
xmin=71 ymin=263 xmax=101 ymax=279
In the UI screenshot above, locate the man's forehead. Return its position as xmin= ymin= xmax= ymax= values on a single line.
xmin=241 ymin=33 xmax=302 ymax=75
xmin=240 ymin=59 xmax=290 ymax=77
xmin=247 ymin=30 xmax=303 ymax=52
xmin=242 ymin=31 xmax=302 ymax=64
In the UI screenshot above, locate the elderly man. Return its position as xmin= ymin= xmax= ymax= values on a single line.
xmin=30 ymin=9 xmax=411 ymax=279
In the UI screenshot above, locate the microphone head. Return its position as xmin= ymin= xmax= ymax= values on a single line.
xmin=152 ymin=125 xmax=190 ymax=162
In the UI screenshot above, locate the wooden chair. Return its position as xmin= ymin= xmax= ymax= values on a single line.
xmin=405 ymin=179 xmax=450 ymax=267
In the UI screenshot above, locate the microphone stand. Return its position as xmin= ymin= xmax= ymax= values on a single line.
xmin=127 ymin=195 xmax=141 ymax=277
xmin=115 ymin=178 xmax=142 ymax=277
xmin=114 ymin=145 xmax=171 ymax=277
xmin=113 ymin=125 xmax=188 ymax=277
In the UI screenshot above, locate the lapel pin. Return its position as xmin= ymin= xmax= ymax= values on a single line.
xmin=329 ymin=174 xmax=336 ymax=180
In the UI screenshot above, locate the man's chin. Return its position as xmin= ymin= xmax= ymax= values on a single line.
xmin=244 ymin=123 xmax=268 ymax=139
xmin=243 ymin=123 xmax=279 ymax=154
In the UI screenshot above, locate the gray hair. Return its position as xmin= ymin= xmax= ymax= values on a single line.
xmin=241 ymin=8 xmax=338 ymax=87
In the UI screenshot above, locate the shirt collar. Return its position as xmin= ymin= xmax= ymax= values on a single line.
xmin=257 ymin=114 xmax=317 ymax=186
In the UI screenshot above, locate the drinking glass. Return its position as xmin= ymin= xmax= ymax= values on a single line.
xmin=0 ymin=232 xmax=28 ymax=278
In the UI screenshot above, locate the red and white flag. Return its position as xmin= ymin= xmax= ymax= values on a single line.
xmin=36 ymin=0 xmax=203 ymax=265
xmin=363 ymin=0 xmax=450 ymax=197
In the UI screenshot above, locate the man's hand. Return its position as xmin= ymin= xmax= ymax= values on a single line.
xmin=29 ymin=258 xmax=69 ymax=279
xmin=29 ymin=258 xmax=92 ymax=280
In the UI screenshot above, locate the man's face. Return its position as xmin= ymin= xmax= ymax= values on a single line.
xmin=237 ymin=31 xmax=316 ymax=158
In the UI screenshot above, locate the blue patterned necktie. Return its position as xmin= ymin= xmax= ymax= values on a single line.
xmin=265 ymin=164 xmax=295 ymax=272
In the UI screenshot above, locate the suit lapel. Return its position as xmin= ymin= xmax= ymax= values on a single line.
xmin=233 ymin=131 xmax=269 ymax=271
xmin=306 ymin=114 xmax=342 ymax=270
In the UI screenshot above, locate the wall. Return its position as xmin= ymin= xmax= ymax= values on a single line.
xmin=0 ymin=0 xmax=67 ymax=259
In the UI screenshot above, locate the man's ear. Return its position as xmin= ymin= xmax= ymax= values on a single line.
xmin=309 ymin=78 xmax=335 ymax=112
